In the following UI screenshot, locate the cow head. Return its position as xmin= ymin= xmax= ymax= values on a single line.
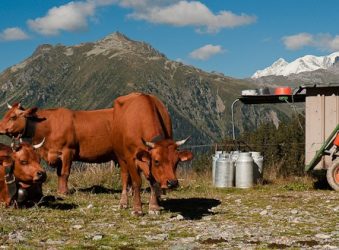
xmin=7 ymin=140 xmax=46 ymax=186
xmin=136 ymin=137 xmax=193 ymax=189
xmin=0 ymin=102 xmax=38 ymax=138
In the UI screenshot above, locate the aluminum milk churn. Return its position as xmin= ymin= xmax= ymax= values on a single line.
xmin=235 ymin=152 xmax=254 ymax=188
xmin=212 ymin=151 xmax=221 ymax=185
xmin=215 ymin=155 xmax=234 ymax=187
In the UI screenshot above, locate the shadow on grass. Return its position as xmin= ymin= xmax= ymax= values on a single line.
xmin=78 ymin=185 xmax=122 ymax=194
xmin=78 ymin=185 xmax=150 ymax=194
xmin=37 ymin=195 xmax=78 ymax=210
xmin=161 ymin=198 xmax=221 ymax=220
xmin=311 ymin=170 xmax=333 ymax=190
xmin=313 ymin=179 xmax=332 ymax=190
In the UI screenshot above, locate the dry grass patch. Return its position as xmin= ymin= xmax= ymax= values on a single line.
xmin=0 ymin=163 xmax=338 ymax=249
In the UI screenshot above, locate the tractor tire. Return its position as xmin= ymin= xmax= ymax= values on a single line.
xmin=326 ymin=161 xmax=339 ymax=191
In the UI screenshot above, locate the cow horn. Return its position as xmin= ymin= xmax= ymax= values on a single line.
xmin=11 ymin=136 xmax=16 ymax=151
xmin=176 ymin=136 xmax=190 ymax=146
xmin=142 ymin=138 xmax=155 ymax=149
xmin=33 ymin=138 xmax=45 ymax=149
xmin=7 ymin=103 xmax=12 ymax=109
xmin=11 ymin=137 xmax=19 ymax=152
xmin=11 ymin=142 xmax=15 ymax=152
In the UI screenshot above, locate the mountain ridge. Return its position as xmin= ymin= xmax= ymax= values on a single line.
xmin=252 ymin=52 xmax=339 ymax=78
xmin=0 ymin=32 xmax=286 ymax=145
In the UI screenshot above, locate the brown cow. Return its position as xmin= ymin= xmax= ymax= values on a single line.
xmin=112 ymin=93 xmax=193 ymax=215
xmin=0 ymin=141 xmax=46 ymax=207
xmin=0 ymin=103 xmax=116 ymax=194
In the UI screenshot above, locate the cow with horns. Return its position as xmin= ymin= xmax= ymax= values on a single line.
xmin=0 ymin=102 xmax=116 ymax=195
xmin=0 ymin=139 xmax=46 ymax=207
xmin=112 ymin=93 xmax=193 ymax=215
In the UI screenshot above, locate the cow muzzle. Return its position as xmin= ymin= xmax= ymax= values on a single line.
xmin=34 ymin=171 xmax=47 ymax=183
xmin=167 ymin=179 xmax=179 ymax=189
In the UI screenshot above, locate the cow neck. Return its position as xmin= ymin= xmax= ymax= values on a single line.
xmin=3 ymin=163 xmax=18 ymax=205
xmin=21 ymin=117 xmax=36 ymax=143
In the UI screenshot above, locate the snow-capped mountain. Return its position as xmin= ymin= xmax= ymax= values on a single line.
xmin=252 ymin=52 xmax=339 ymax=78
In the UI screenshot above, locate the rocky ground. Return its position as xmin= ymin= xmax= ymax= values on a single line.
xmin=0 ymin=168 xmax=338 ymax=249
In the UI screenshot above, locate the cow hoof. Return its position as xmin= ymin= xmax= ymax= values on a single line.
xmin=131 ymin=210 xmax=143 ymax=216
xmin=148 ymin=210 xmax=160 ymax=215
xmin=149 ymin=205 xmax=163 ymax=211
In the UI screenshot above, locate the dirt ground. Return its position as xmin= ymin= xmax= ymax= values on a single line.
xmin=0 ymin=169 xmax=338 ymax=249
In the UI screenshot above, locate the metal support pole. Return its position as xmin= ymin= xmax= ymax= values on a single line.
xmin=231 ymin=98 xmax=240 ymax=140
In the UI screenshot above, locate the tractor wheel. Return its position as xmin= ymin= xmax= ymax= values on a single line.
xmin=326 ymin=161 xmax=339 ymax=191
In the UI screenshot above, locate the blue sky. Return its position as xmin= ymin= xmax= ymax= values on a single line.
xmin=0 ymin=0 xmax=338 ymax=78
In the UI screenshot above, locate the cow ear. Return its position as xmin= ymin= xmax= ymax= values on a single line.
xmin=135 ymin=159 xmax=150 ymax=179
xmin=135 ymin=150 xmax=151 ymax=179
xmin=23 ymin=107 xmax=38 ymax=117
xmin=0 ymin=155 xmax=12 ymax=166
xmin=178 ymin=150 xmax=193 ymax=162
xmin=136 ymin=150 xmax=151 ymax=163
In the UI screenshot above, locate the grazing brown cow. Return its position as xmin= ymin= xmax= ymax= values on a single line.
xmin=0 ymin=103 xmax=116 ymax=194
xmin=0 ymin=141 xmax=46 ymax=207
xmin=112 ymin=93 xmax=193 ymax=215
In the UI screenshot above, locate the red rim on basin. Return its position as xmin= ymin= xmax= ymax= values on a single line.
xmin=274 ymin=87 xmax=292 ymax=95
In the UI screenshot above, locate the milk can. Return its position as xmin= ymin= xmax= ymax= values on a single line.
xmin=235 ymin=152 xmax=254 ymax=188
xmin=230 ymin=151 xmax=240 ymax=165
xmin=215 ymin=155 xmax=234 ymax=187
xmin=212 ymin=153 xmax=219 ymax=185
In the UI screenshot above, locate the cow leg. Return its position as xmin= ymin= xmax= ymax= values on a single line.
xmin=57 ymin=151 xmax=72 ymax=195
xmin=149 ymin=182 xmax=162 ymax=215
xmin=128 ymin=161 xmax=143 ymax=215
xmin=131 ymin=176 xmax=143 ymax=216
xmin=119 ymin=160 xmax=130 ymax=209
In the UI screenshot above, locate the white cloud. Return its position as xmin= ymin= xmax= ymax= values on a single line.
xmin=117 ymin=0 xmax=177 ymax=9
xmin=189 ymin=44 xmax=224 ymax=60
xmin=283 ymin=33 xmax=339 ymax=51
xmin=26 ymin=0 xmax=255 ymax=36
xmin=317 ymin=34 xmax=339 ymax=51
xmin=282 ymin=33 xmax=313 ymax=50
xmin=124 ymin=1 xmax=256 ymax=33
xmin=27 ymin=1 xmax=109 ymax=36
xmin=0 ymin=27 xmax=29 ymax=41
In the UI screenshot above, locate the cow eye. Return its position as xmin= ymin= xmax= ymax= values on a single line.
xmin=154 ymin=160 xmax=160 ymax=166
xmin=10 ymin=116 xmax=17 ymax=121
xmin=20 ymin=160 xmax=28 ymax=165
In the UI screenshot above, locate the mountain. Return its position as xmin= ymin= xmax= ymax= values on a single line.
xmin=252 ymin=52 xmax=339 ymax=78
xmin=0 ymin=32 xmax=286 ymax=145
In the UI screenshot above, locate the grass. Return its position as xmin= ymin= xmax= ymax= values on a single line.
xmin=0 ymin=164 xmax=338 ymax=249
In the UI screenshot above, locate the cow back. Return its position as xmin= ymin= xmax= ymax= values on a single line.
xmin=11 ymin=106 xmax=117 ymax=163
xmin=112 ymin=93 xmax=172 ymax=157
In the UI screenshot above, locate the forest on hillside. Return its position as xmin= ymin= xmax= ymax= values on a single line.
xmin=189 ymin=114 xmax=306 ymax=179
xmin=239 ymin=114 xmax=305 ymax=178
